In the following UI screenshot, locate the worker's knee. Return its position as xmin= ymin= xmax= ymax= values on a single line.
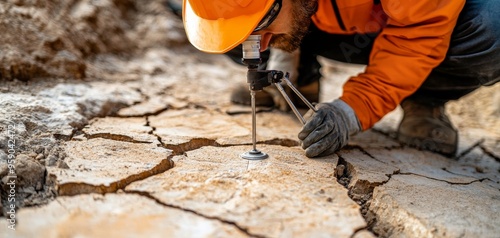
xmin=444 ymin=0 xmax=500 ymax=85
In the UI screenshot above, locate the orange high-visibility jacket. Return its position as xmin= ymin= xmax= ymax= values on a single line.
xmin=312 ymin=0 xmax=465 ymax=130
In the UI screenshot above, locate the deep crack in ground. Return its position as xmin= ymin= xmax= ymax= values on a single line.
xmin=335 ymin=152 xmax=381 ymax=235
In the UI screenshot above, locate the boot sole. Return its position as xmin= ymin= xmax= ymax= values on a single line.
xmin=397 ymin=133 xmax=457 ymax=158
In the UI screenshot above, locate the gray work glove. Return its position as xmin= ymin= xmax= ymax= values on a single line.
xmin=264 ymin=48 xmax=300 ymax=111
xmin=298 ymin=99 xmax=362 ymax=158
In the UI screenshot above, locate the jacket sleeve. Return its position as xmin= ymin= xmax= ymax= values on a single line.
xmin=340 ymin=0 xmax=465 ymax=130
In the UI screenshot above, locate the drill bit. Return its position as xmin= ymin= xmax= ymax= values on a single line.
xmin=240 ymin=90 xmax=268 ymax=160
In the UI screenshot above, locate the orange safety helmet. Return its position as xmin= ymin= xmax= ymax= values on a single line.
xmin=183 ymin=0 xmax=275 ymax=53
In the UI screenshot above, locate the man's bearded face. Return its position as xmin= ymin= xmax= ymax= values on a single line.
xmin=270 ymin=0 xmax=318 ymax=52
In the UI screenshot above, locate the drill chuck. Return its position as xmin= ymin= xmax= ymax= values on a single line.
xmin=242 ymin=35 xmax=262 ymax=67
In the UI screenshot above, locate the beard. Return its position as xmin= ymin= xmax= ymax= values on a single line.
xmin=270 ymin=0 xmax=318 ymax=52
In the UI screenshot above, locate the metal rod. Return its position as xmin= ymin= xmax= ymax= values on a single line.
xmin=241 ymin=89 xmax=268 ymax=160
xmin=251 ymin=90 xmax=257 ymax=150
xmin=282 ymin=75 xmax=317 ymax=112
xmin=273 ymin=83 xmax=306 ymax=125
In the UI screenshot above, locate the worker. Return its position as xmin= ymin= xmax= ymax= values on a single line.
xmin=182 ymin=0 xmax=499 ymax=158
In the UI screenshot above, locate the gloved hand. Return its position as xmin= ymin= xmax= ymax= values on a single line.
xmin=264 ymin=48 xmax=300 ymax=111
xmin=298 ymin=99 xmax=362 ymax=158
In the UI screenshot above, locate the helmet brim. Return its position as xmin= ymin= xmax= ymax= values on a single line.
xmin=183 ymin=0 xmax=275 ymax=54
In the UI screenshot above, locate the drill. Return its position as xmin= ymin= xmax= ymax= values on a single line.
xmin=240 ymin=35 xmax=317 ymax=160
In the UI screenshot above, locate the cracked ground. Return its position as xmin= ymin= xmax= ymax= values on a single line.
xmin=1 ymin=1 xmax=499 ymax=237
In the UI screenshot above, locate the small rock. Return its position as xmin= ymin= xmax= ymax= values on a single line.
xmin=336 ymin=164 xmax=345 ymax=178
xmin=45 ymin=155 xmax=58 ymax=166
xmin=57 ymin=160 xmax=70 ymax=169
xmin=35 ymin=146 xmax=45 ymax=154
xmin=53 ymin=126 xmax=75 ymax=140
xmin=35 ymin=154 xmax=44 ymax=161
xmin=15 ymin=154 xmax=46 ymax=189
xmin=339 ymin=177 xmax=350 ymax=187
xmin=0 ymin=163 xmax=8 ymax=178
xmin=36 ymin=181 xmax=42 ymax=191
xmin=71 ymin=1 xmax=97 ymax=20
xmin=22 ymin=186 xmax=36 ymax=195
xmin=0 ymin=150 xmax=7 ymax=161
xmin=71 ymin=134 xmax=87 ymax=141
xmin=474 ymin=166 xmax=484 ymax=173
xmin=1 ymin=176 xmax=10 ymax=186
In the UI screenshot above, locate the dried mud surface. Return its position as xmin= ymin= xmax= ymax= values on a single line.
xmin=0 ymin=0 xmax=499 ymax=237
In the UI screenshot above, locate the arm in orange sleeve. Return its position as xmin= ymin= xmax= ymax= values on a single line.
xmin=340 ymin=0 xmax=465 ymax=130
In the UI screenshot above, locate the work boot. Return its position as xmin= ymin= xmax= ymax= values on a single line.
xmin=230 ymin=48 xmax=320 ymax=111
xmin=397 ymin=99 xmax=458 ymax=157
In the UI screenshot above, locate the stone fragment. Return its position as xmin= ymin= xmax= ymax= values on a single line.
xmin=53 ymin=126 xmax=74 ymax=140
xmin=127 ymin=145 xmax=367 ymax=238
xmin=15 ymin=154 xmax=45 ymax=187
xmin=48 ymin=138 xmax=172 ymax=196
xmin=0 ymin=194 xmax=247 ymax=238
xmin=369 ymin=174 xmax=500 ymax=238
xmin=83 ymin=117 xmax=158 ymax=144
xmin=56 ymin=160 xmax=70 ymax=169
xmin=71 ymin=134 xmax=87 ymax=141
xmin=45 ymin=155 xmax=58 ymax=167
xmin=35 ymin=153 xmax=44 ymax=161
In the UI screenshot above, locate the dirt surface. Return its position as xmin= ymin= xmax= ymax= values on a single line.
xmin=0 ymin=0 xmax=499 ymax=237
xmin=0 ymin=0 xmax=183 ymax=210
xmin=0 ymin=0 xmax=184 ymax=80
